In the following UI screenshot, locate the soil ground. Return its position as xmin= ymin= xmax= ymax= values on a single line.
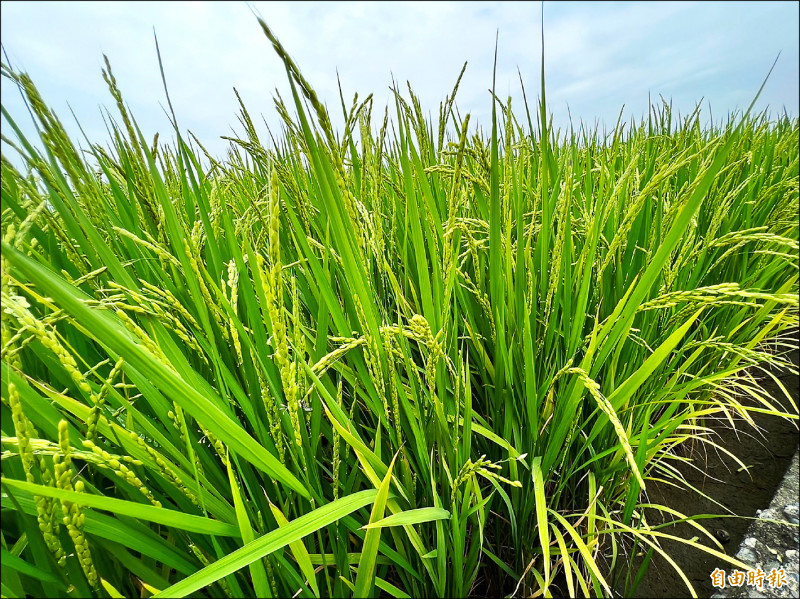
xmin=470 ymin=342 xmax=799 ymax=599
xmin=629 ymin=344 xmax=799 ymax=598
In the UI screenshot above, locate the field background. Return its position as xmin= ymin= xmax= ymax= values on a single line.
xmin=2 ymin=12 xmax=799 ymax=599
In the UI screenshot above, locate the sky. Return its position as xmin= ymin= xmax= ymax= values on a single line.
xmin=1 ymin=1 xmax=798 ymax=166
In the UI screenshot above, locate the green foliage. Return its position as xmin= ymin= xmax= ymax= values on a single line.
xmin=1 ymin=18 xmax=798 ymax=598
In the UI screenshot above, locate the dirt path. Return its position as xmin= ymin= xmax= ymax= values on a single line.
xmin=631 ymin=346 xmax=799 ymax=598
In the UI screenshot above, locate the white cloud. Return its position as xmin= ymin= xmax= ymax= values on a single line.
xmin=1 ymin=0 xmax=797 ymax=167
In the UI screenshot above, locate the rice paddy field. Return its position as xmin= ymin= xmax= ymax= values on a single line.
xmin=1 ymin=18 xmax=798 ymax=599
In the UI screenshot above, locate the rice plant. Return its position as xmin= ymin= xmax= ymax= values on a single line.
xmin=1 ymin=18 xmax=798 ymax=598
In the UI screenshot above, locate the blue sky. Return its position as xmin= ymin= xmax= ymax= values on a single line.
xmin=1 ymin=1 xmax=798 ymax=164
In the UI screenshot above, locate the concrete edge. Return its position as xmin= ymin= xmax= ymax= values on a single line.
xmin=711 ymin=449 xmax=799 ymax=598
